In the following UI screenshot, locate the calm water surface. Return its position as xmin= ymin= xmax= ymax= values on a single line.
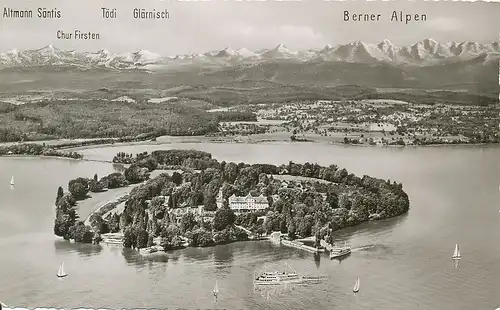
xmin=1 ymin=143 xmax=499 ymax=310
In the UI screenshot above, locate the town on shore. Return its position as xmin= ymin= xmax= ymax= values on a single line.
xmin=53 ymin=149 xmax=410 ymax=254
xmin=1 ymin=83 xmax=498 ymax=152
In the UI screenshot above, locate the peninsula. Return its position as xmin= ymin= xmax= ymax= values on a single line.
xmin=53 ymin=149 xmax=410 ymax=251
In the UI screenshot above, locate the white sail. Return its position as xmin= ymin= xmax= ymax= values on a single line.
xmin=213 ymin=280 xmax=219 ymax=296
xmin=353 ymin=277 xmax=360 ymax=292
xmin=10 ymin=176 xmax=14 ymax=185
xmin=57 ymin=261 xmax=67 ymax=277
xmin=452 ymin=244 xmax=461 ymax=259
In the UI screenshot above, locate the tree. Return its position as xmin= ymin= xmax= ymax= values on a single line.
xmin=179 ymin=212 xmax=197 ymax=234
xmin=256 ymin=225 xmax=266 ymax=238
xmin=196 ymin=228 xmax=214 ymax=247
xmin=213 ymin=228 xmax=231 ymax=244
xmin=187 ymin=228 xmax=213 ymax=247
xmin=161 ymin=224 xmax=181 ymax=241
xmin=287 ymin=220 xmax=296 ymax=239
xmin=213 ymin=206 xmax=236 ymax=231
xmin=55 ymin=186 xmax=64 ymax=204
xmin=89 ymin=180 xmax=105 ymax=193
xmin=136 ymin=229 xmax=149 ymax=249
xmin=71 ymin=222 xmax=94 ymax=243
xmin=314 ymin=231 xmax=321 ymax=248
xmin=298 ymin=215 xmax=314 ymax=237
xmin=54 ymin=193 xmax=79 ymax=239
xmin=107 ymin=213 xmax=120 ymax=233
xmin=123 ymin=227 xmax=137 ymax=248
xmin=90 ymin=214 xmax=109 ymax=234
xmin=338 ymin=194 xmax=352 ymax=210
xmin=172 ymin=172 xmax=183 ymax=186
xmin=68 ymin=181 xmax=89 ymax=200
xmin=124 ymin=165 xmax=149 ymax=184
xmin=326 ymin=190 xmax=339 ymax=209
xmin=203 ymin=194 xmax=217 ymax=211
xmin=147 ymin=235 xmax=154 ymax=247
xmin=93 ymin=174 xmax=98 ymax=182
xmin=150 ymin=196 xmax=166 ymax=219
xmin=106 ymin=173 xmax=127 ymax=189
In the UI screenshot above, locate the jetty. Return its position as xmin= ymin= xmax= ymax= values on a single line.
xmin=269 ymin=232 xmax=323 ymax=254
xmin=281 ymin=239 xmax=321 ymax=253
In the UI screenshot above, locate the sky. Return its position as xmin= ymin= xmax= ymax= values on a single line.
xmin=0 ymin=0 xmax=499 ymax=55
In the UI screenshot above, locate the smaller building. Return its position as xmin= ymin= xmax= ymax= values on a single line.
xmin=171 ymin=205 xmax=216 ymax=225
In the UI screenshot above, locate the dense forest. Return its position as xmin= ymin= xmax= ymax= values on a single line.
xmin=0 ymin=101 xmax=258 ymax=142
xmin=0 ymin=142 xmax=82 ymax=159
xmin=54 ymin=149 xmax=410 ymax=251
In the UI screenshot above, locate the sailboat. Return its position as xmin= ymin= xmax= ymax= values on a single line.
xmin=57 ymin=261 xmax=68 ymax=278
xmin=353 ymin=277 xmax=360 ymax=293
xmin=213 ymin=280 xmax=219 ymax=298
xmin=9 ymin=176 xmax=14 ymax=186
xmin=452 ymin=244 xmax=461 ymax=260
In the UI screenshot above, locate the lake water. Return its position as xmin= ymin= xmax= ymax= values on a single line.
xmin=1 ymin=143 xmax=500 ymax=310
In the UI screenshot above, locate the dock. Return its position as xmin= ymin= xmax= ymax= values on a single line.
xmin=320 ymin=239 xmax=335 ymax=252
xmin=281 ymin=239 xmax=322 ymax=254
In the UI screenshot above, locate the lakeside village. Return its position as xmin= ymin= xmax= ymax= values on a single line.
xmin=53 ymin=149 xmax=410 ymax=257
xmin=0 ymin=97 xmax=498 ymax=158
xmin=211 ymin=99 xmax=500 ymax=146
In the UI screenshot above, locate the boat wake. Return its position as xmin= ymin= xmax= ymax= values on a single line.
xmin=254 ymin=281 xmax=319 ymax=300
xmin=351 ymin=244 xmax=392 ymax=253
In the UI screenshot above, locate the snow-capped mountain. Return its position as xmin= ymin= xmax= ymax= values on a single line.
xmin=261 ymin=44 xmax=298 ymax=60
xmin=212 ymin=47 xmax=260 ymax=60
xmin=0 ymin=39 xmax=498 ymax=70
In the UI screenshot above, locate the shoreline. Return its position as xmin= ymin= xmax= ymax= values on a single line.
xmin=52 ymin=149 xmax=411 ymax=254
xmin=59 ymin=136 xmax=500 ymax=151
xmin=1 ymin=136 xmax=496 ymax=160
xmin=0 ymin=154 xmax=113 ymax=163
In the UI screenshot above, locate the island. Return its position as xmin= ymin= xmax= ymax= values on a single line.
xmin=53 ymin=149 xmax=410 ymax=251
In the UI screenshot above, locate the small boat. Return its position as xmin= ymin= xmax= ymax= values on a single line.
xmin=213 ymin=280 xmax=219 ymax=298
xmin=353 ymin=277 xmax=360 ymax=293
xmin=329 ymin=241 xmax=351 ymax=259
xmin=9 ymin=176 xmax=14 ymax=186
xmin=452 ymin=244 xmax=461 ymax=260
xmin=57 ymin=261 xmax=68 ymax=278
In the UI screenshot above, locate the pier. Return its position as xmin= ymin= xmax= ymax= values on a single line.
xmin=281 ymin=239 xmax=320 ymax=253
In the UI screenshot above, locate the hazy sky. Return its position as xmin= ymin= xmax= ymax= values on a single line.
xmin=0 ymin=0 xmax=499 ymax=55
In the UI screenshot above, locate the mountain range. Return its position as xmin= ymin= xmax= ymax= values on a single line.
xmin=1 ymin=39 xmax=499 ymax=71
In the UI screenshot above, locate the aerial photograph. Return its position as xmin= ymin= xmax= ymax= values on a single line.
xmin=0 ymin=0 xmax=499 ymax=309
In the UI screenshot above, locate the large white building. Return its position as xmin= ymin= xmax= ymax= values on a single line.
xmin=216 ymin=189 xmax=269 ymax=213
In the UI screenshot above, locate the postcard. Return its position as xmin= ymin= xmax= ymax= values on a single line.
xmin=0 ymin=0 xmax=499 ymax=309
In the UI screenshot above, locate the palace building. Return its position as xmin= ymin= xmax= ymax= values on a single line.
xmin=216 ymin=189 xmax=269 ymax=213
